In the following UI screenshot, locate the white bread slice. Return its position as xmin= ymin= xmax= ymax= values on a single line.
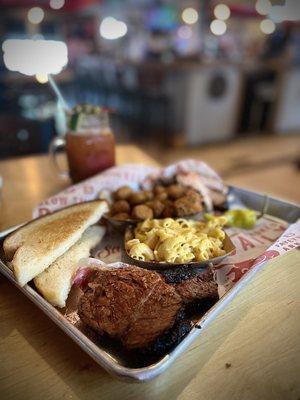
xmin=4 ymin=201 xmax=107 ymax=261
xmin=34 ymin=225 xmax=105 ymax=308
xmin=5 ymin=200 xmax=108 ymax=286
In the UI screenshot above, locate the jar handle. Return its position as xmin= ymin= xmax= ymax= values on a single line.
xmin=49 ymin=136 xmax=69 ymax=178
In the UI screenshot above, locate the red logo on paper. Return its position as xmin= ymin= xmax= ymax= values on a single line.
xmin=252 ymin=250 xmax=280 ymax=267
xmin=226 ymin=259 xmax=255 ymax=282
xmin=95 ymin=245 xmax=121 ymax=259
xmin=38 ymin=207 xmax=51 ymax=216
xmin=225 ymin=249 xmax=280 ymax=283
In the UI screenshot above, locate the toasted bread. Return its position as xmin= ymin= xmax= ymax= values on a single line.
xmin=3 ymin=201 xmax=106 ymax=261
xmin=4 ymin=200 xmax=108 ymax=286
xmin=34 ymin=225 xmax=105 ymax=308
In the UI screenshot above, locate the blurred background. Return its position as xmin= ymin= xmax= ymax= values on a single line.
xmin=0 ymin=0 xmax=299 ymax=201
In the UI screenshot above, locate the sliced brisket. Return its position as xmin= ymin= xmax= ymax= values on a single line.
xmin=173 ymin=268 xmax=218 ymax=304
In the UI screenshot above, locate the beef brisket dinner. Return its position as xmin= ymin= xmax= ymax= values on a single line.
xmin=78 ymin=265 xmax=218 ymax=351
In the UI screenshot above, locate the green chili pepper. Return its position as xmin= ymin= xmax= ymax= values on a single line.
xmin=225 ymin=209 xmax=257 ymax=229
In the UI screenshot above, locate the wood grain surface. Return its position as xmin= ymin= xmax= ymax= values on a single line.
xmin=143 ymin=134 xmax=300 ymax=203
xmin=0 ymin=145 xmax=299 ymax=400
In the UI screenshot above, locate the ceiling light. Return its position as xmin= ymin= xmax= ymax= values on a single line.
xmin=260 ymin=19 xmax=276 ymax=34
xmin=49 ymin=0 xmax=65 ymax=10
xmin=214 ymin=4 xmax=231 ymax=21
xmin=27 ymin=7 xmax=44 ymax=24
xmin=100 ymin=17 xmax=128 ymax=40
xmin=255 ymin=0 xmax=272 ymax=16
xmin=36 ymin=73 xmax=49 ymax=84
xmin=182 ymin=7 xmax=199 ymax=25
xmin=210 ymin=19 xmax=227 ymax=36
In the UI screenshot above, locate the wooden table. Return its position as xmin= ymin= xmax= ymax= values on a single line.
xmin=144 ymin=134 xmax=300 ymax=203
xmin=0 ymin=145 xmax=299 ymax=400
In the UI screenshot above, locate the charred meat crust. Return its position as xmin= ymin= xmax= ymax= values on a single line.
xmin=141 ymin=318 xmax=193 ymax=358
xmin=78 ymin=267 xmax=182 ymax=350
xmin=78 ymin=265 xmax=218 ymax=351
xmin=160 ymin=265 xmax=209 ymax=284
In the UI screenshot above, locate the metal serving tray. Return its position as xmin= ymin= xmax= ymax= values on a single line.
xmin=0 ymin=186 xmax=299 ymax=382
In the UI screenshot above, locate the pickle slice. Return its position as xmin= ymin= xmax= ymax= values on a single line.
xmin=70 ymin=111 xmax=83 ymax=132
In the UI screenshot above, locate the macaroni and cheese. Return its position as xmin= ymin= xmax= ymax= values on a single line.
xmin=125 ymin=216 xmax=227 ymax=264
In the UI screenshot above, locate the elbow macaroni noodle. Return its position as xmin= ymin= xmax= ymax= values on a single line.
xmin=125 ymin=217 xmax=227 ymax=263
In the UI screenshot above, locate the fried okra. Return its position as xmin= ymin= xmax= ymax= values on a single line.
xmin=111 ymin=200 xmax=130 ymax=214
xmin=110 ymin=181 xmax=205 ymax=220
xmin=174 ymin=196 xmax=203 ymax=217
xmin=129 ymin=192 xmax=148 ymax=205
xmin=146 ymin=199 xmax=165 ymax=218
xmin=114 ymin=186 xmax=133 ymax=200
xmin=153 ymin=185 xmax=166 ymax=195
xmin=132 ymin=205 xmax=154 ymax=220
xmin=167 ymin=184 xmax=185 ymax=200
xmin=113 ymin=212 xmax=130 ymax=220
